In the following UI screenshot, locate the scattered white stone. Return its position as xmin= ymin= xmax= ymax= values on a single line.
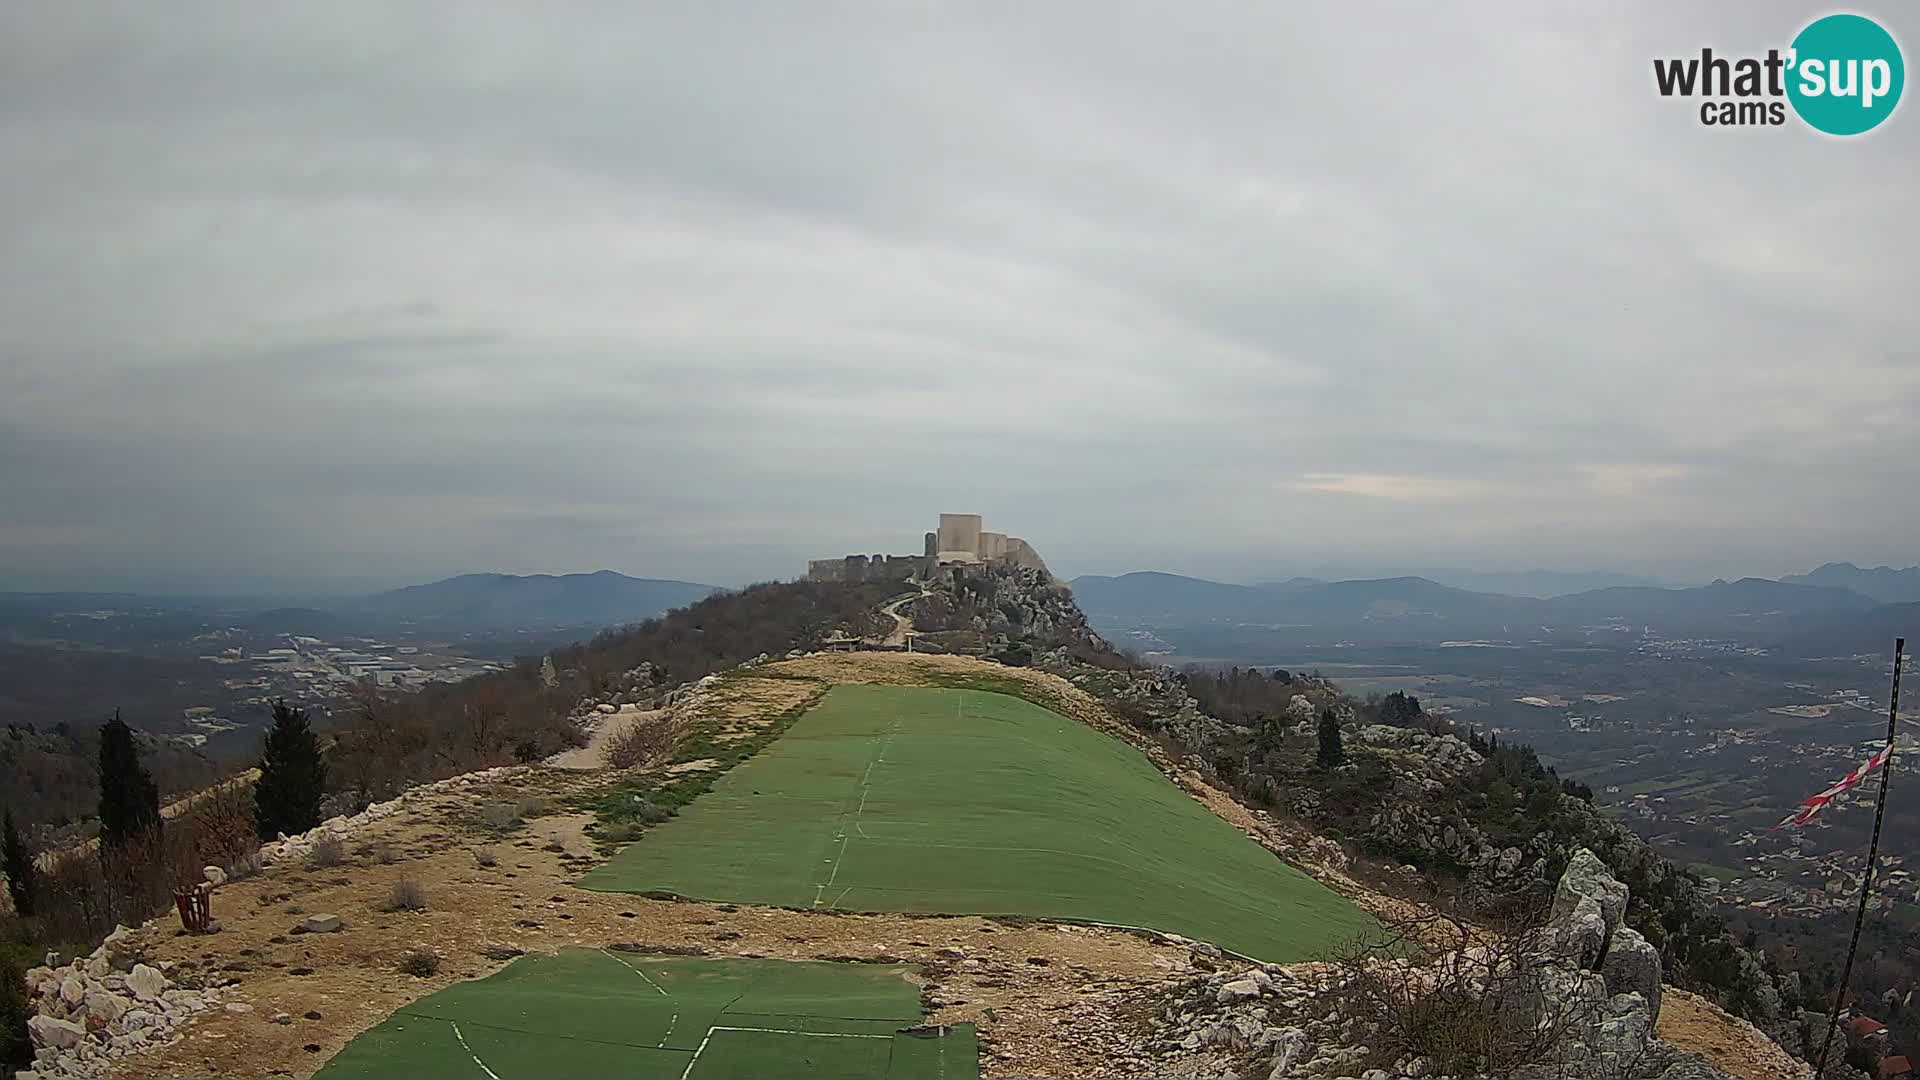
xmin=27 ymin=1015 xmax=86 ymax=1050
xmin=301 ymin=914 xmax=344 ymax=934
xmin=125 ymin=965 xmax=165 ymax=1002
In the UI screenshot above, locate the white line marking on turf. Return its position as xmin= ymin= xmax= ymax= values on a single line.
xmin=679 ymin=1024 xmax=896 ymax=1080
xmin=451 ymin=1022 xmax=504 ymax=1080
xmin=600 ymin=948 xmax=678 ymax=1047
xmin=813 ymin=716 xmax=899 ymax=906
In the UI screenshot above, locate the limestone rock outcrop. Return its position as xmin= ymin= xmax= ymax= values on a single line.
xmin=1143 ymin=850 xmax=1732 ymax=1080
xmin=19 ymin=928 xmax=217 ymax=1080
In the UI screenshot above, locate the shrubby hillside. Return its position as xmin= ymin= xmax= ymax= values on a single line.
xmin=925 ymin=563 xmax=1823 ymax=1058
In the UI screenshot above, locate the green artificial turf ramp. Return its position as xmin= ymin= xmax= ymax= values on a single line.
xmin=580 ymin=683 xmax=1372 ymax=960
xmin=313 ymin=950 xmax=973 ymax=1079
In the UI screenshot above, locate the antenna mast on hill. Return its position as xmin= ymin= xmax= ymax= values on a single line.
xmin=1816 ymin=637 xmax=1905 ymax=1078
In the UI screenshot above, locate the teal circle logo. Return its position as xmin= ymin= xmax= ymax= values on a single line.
xmin=1787 ymin=14 xmax=1904 ymax=135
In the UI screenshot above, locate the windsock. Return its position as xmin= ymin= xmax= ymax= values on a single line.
xmin=1776 ymin=743 xmax=1894 ymax=828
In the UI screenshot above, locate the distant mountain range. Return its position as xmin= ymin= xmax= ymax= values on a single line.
xmin=1069 ymin=569 xmax=1896 ymax=644
xmin=1782 ymin=562 xmax=1920 ymax=605
xmin=344 ymin=571 xmax=719 ymax=628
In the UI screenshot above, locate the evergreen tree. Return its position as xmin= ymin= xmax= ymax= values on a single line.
xmin=1 ymin=957 xmax=30 ymax=1075
xmin=254 ymin=701 xmax=327 ymax=840
xmin=1 ymin=808 xmax=34 ymax=917
xmin=97 ymin=712 xmax=161 ymax=846
xmin=1316 ymin=707 xmax=1346 ymax=769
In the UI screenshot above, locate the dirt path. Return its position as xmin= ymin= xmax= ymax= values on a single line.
xmin=547 ymin=705 xmax=666 ymax=769
xmin=874 ymin=590 xmax=927 ymax=647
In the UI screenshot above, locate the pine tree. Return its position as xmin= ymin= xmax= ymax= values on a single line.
xmin=254 ymin=701 xmax=327 ymax=840
xmin=2 ymin=808 xmax=34 ymax=917
xmin=1316 ymin=706 xmax=1346 ymax=769
xmin=97 ymin=711 xmax=161 ymax=846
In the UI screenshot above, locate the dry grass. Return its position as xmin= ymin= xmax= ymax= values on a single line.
xmin=397 ymin=949 xmax=440 ymax=977
xmin=382 ymin=877 xmax=427 ymax=913
xmin=605 ymin=715 xmax=678 ymax=769
xmin=306 ymin=836 xmax=346 ymax=869
xmin=476 ymin=803 xmax=521 ymax=832
xmin=1321 ymin=901 xmax=1622 ymax=1079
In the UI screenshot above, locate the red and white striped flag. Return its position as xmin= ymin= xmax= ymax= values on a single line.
xmin=1776 ymin=743 xmax=1894 ymax=828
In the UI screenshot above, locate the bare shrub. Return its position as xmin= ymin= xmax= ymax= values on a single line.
xmin=225 ymin=850 xmax=264 ymax=882
xmin=597 ymin=823 xmax=644 ymax=844
xmin=1323 ymin=898 xmax=1602 ymax=1079
xmin=473 ymin=846 xmax=498 ymax=868
xmin=186 ymin=782 xmax=257 ymax=867
xmin=363 ymin=842 xmax=399 ymax=865
xmin=605 ymin=716 xmax=677 ymax=770
xmin=398 ymin=949 xmax=440 ymax=977
xmin=305 ymin=836 xmax=345 ymax=869
xmin=383 ymin=877 xmax=427 ymax=913
xmin=476 ymin=803 xmax=521 ymax=832
xmin=513 ymin=797 xmax=548 ymax=820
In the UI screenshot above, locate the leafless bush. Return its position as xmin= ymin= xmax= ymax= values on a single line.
xmin=383 ymin=877 xmax=427 ymax=913
xmin=305 ymin=836 xmax=345 ymax=869
xmin=477 ymin=803 xmax=521 ymax=832
xmin=225 ymin=849 xmax=264 ymax=882
xmin=187 ymin=783 xmax=258 ymax=867
xmin=1323 ymin=899 xmax=1601 ymax=1079
xmin=363 ymin=842 xmax=399 ymax=865
xmin=398 ymin=949 xmax=440 ymax=977
xmin=514 ymin=797 xmax=548 ymax=820
xmin=473 ymin=846 xmax=498 ymax=868
xmin=605 ymin=715 xmax=678 ymax=769
xmin=39 ymin=821 xmax=215 ymax=948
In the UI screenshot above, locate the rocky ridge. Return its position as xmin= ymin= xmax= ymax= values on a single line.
xmin=1144 ymin=851 xmax=1736 ymax=1080
xmin=14 ymin=927 xmax=216 ymax=1080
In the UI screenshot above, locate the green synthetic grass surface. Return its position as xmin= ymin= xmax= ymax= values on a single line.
xmin=312 ymin=949 xmax=975 ymax=1080
xmin=580 ymin=683 xmax=1373 ymax=960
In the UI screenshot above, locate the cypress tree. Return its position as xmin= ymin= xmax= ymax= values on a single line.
xmin=1316 ymin=706 xmax=1346 ymax=769
xmin=1 ymin=808 xmax=34 ymax=917
xmin=254 ymin=701 xmax=327 ymax=840
xmin=97 ymin=711 xmax=161 ymax=846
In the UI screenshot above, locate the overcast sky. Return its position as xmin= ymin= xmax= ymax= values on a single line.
xmin=2 ymin=3 xmax=1916 ymax=594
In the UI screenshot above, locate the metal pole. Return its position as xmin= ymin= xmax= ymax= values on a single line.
xmin=1815 ymin=637 xmax=1905 ymax=1078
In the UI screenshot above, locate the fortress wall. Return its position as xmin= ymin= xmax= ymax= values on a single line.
xmin=812 ymin=516 xmax=1043 ymax=580
xmin=937 ymin=513 xmax=983 ymax=557
xmin=1004 ymin=538 xmax=1049 ymax=575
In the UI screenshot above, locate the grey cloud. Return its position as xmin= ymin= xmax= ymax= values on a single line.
xmin=1 ymin=2 xmax=1916 ymax=593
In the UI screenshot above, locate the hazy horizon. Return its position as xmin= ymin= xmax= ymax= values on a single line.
xmin=8 ymin=555 xmax=1914 ymax=601
xmin=4 ymin=4 xmax=1916 ymax=593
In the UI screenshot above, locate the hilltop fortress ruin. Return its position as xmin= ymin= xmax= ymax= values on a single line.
xmin=807 ymin=513 xmax=1048 ymax=583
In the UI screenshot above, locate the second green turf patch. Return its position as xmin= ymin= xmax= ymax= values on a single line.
xmin=314 ymin=949 xmax=973 ymax=1080
xmin=580 ymin=683 xmax=1372 ymax=960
